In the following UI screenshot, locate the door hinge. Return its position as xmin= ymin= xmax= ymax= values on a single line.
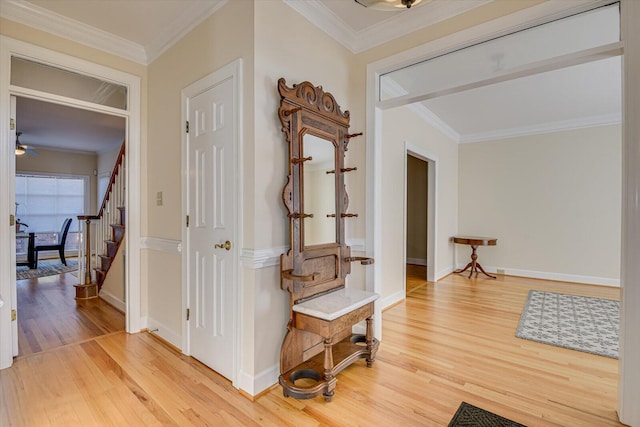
xmin=186 ymin=308 xmax=190 ymax=321
xmin=10 ymin=214 xmax=15 ymax=226
xmin=185 ymin=120 xmax=190 ymax=133
xmin=11 ymin=309 xmax=17 ymax=321
xmin=10 ymin=118 xmax=15 ymax=130
xmin=186 ymin=215 xmax=190 ymax=227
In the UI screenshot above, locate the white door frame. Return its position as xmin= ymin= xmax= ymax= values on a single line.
xmin=181 ymin=58 xmax=243 ymax=388
xmin=404 ymin=143 xmax=437 ymax=286
xmin=366 ymin=1 xmax=638 ymax=424
xmin=0 ymin=36 xmax=142 ymax=369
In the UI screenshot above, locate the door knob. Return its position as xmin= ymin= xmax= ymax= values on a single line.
xmin=214 ymin=240 xmax=232 ymax=251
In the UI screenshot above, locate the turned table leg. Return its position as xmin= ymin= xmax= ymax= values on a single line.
xmin=366 ymin=317 xmax=376 ymax=367
xmin=323 ymin=337 xmax=335 ymax=401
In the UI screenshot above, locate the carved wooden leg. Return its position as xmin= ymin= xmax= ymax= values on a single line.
xmin=454 ymin=261 xmax=473 ymax=275
xmin=469 ymin=245 xmax=478 ymax=278
xmin=365 ymin=317 xmax=376 ymax=367
xmin=323 ymin=338 xmax=335 ymax=401
xmin=474 ymin=262 xmax=497 ymax=279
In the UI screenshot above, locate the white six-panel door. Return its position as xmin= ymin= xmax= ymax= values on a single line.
xmin=187 ymin=76 xmax=236 ymax=381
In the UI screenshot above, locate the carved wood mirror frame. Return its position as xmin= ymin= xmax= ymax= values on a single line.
xmin=278 ymin=78 xmax=356 ymax=304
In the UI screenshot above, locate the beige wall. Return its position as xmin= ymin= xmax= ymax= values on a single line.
xmin=16 ymin=148 xmax=98 ymax=215
xmin=250 ymin=0 xmax=358 ymax=380
xmin=381 ymin=105 xmax=459 ymax=298
xmin=144 ymin=0 xmax=254 ymax=354
xmin=2 ymin=16 xmax=149 ymax=321
xmin=406 ymin=155 xmax=428 ymax=263
xmin=458 ymin=125 xmax=622 ymax=283
xmin=3 ymin=0 xmax=578 ymax=396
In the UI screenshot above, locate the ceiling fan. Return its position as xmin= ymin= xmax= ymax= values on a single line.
xmin=15 ymin=131 xmax=39 ymax=156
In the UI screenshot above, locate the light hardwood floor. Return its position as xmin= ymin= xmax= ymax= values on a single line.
xmin=1 ymin=271 xmax=623 ymax=426
xmin=15 ymin=271 xmax=125 ymax=357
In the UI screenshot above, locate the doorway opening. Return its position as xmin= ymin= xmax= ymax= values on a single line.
xmin=0 ymin=36 xmax=142 ymax=370
xmin=405 ymin=151 xmax=436 ymax=295
xmin=13 ymin=95 xmax=127 ymax=357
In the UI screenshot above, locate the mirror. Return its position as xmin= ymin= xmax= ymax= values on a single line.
xmin=303 ymin=134 xmax=336 ymax=246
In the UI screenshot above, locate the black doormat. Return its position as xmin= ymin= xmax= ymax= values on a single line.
xmin=448 ymin=402 xmax=526 ymax=427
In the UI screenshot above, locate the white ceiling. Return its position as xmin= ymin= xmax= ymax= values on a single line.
xmin=16 ymin=97 xmax=125 ymax=154
xmin=1 ymin=0 xmax=621 ymax=153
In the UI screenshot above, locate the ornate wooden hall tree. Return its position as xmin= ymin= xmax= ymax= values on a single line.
xmin=277 ymin=78 xmax=379 ymax=401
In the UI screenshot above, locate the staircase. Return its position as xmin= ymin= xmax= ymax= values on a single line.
xmin=75 ymin=143 xmax=126 ymax=300
xmin=95 ymin=206 xmax=125 ymax=286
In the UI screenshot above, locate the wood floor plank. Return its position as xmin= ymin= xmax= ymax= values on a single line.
xmin=2 ymin=270 xmax=624 ymax=426
xmin=16 ymin=271 xmax=125 ymax=357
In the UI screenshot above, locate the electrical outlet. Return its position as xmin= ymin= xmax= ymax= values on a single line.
xmin=497 ymin=268 xmax=505 ymax=275
xmin=156 ymin=191 xmax=163 ymax=206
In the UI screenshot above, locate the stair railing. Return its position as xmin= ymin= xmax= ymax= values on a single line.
xmin=77 ymin=142 xmax=126 ymax=285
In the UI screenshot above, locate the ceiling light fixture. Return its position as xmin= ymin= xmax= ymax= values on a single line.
xmin=15 ymin=131 xmax=27 ymax=155
xmin=354 ymin=0 xmax=423 ymax=10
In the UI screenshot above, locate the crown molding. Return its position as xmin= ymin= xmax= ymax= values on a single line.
xmin=145 ymin=0 xmax=228 ymax=64
xmin=283 ymin=0 xmax=360 ymax=52
xmin=284 ymin=0 xmax=492 ymax=54
xmin=381 ymin=76 xmax=460 ymax=141
xmin=0 ymin=0 xmax=227 ymax=65
xmin=459 ymin=112 xmax=622 ymax=143
xmin=0 ymin=0 xmax=147 ymax=64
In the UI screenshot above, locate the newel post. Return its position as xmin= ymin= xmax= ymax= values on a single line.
xmin=74 ymin=215 xmax=99 ymax=300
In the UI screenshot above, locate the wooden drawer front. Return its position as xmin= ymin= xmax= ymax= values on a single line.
xmin=294 ymin=302 xmax=373 ymax=338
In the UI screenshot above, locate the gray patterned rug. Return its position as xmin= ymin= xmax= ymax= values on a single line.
xmin=516 ymin=290 xmax=619 ymax=358
xmin=16 ymin=259 xmax=78 ymax=280
xmin=448 ymin=402 xmax=525 ymax=427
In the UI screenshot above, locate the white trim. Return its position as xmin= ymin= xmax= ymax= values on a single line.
xmin=0 ymin=0 xmax=146 ymax=64
xmin=619 ymin=1 xmax=640 ymax=423
xmin=369 ymin=1 xmax=615 ymax=77
xmin=238 ymin=365 xmax=280 ymax=397
xmin=457 ymin=264 xmax=620 ymax=287
xmin=0 ymin=0 xmax=228 ymax=65
xmin=366 ymin=0 xmax=616 ymax=364
xmin=381 ymin=76 xmax=460 ymax=141
xmin=406 ymin=257 xmax=427 ymax=266
xmin=284 ymin=0 xmax=491 ymax=54
xmin=347 ymin=238 xmax=366 ymax=252
xmin=146 ymin=317 xmax=182 ymax=350
xmin=405 ymin=143 xmax=437 ymax=284
xmin=0 ymin=36 xmax=142 ymax=369
xmin=240 ymin=247 xmax=287 ymax=269
xmin=144 ymin=1 xmax=228 ymax=64
xmin=238 ymin=242 xmax=366 ymax=269
xmin=379 ymin=289 xmax=405 ymax=311
xmin=140 ymin=236 xmax=182 ymax=255
xmin=99 ymin=289 xmax=126 ymax=313
xmin=378 ymin=42 xmax=623 ymax=111
xmin=460 ymin=112 xmax=622 ymax=143
xmin=436 ymin=266 xmax=454 ymax=281
xmin=181 ymin=58 xmax=243 ymax=388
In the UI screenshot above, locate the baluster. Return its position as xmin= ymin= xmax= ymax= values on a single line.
xmin=78 ymin=219 xmax=86 ymax=283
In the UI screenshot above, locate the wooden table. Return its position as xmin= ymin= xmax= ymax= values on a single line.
xmin=453 ymin=236 xmax=497 ymax=279
xmin=16 ymin=232 xmax=36 ymax=269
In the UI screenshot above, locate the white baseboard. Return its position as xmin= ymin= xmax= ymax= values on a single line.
xmin=238 ymin=364 xmax=279 ymax=397
xmin=406 ymin=257 xmax=427 ymax=266
xmin=99 ymin=289 xmax=125 ymax=312
xmin=146 ymin=317 xmax=182 ymax=350
xmin=436 ymin=266 xmax=454 ymax=281
xmin=457 ymin=264 xmax=620 ymax=287
xmin=379 ymin=289 xmax=405 ymax=310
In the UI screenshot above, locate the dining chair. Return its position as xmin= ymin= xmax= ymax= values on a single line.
xmin=34 ymin=218 xmax=72 ymax=268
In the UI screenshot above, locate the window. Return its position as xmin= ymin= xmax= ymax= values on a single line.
xmin=15 ymin=174 xmax=88 ymax=252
